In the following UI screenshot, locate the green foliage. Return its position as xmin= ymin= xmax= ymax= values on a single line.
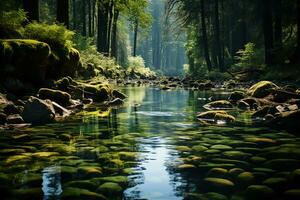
xmin=0 ymin=9 xmax=26 ymax=30
xmin=234 ymin=43 xmax=264 ymax=71
xmin=80 ymin=46 xmax=124 ymax=78
xmin=73 ymin=34 xmax=94 ymax=51
xmin=127 ymin=56 xmax=156 ymax=78
xmin=24 ymin=22 xmax=75 ymax=49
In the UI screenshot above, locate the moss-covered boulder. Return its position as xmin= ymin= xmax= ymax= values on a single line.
xmin=228 ymin=91 xmax=245 ymax=103
xmin=203 ymin=100 xmax=233 ymax=110
xmin=272 ymin=110 xmax=300 ymax=133
xmin=62 ymin=187 xmax=106 ymax=200
xmin=21 ymin=96 xmax=55 ymax=124
xmin=197 ymin=111 xmax=235 ymax=124
xmin=96 ymin=182 xmax=123 ymax=195
xmin=112 ymin=90 xmax=127 ymax=99
xmin=0 ymin=39 xmax=50 ymax=84
xmin=38 ymin=88 xmax=71 ymax=106
xmin=245 ymin=185 xmax=275 ymax=200
xmin=81 ymin=84 xmax=110 ymax=102
xmin=203 ymin=178 xmax=235 ymax=194
xmin=247 ymin=81 xmax=278 ymax=98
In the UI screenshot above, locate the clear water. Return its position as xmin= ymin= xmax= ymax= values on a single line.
xmin=1 ymin=86 xmax=300 ymax=200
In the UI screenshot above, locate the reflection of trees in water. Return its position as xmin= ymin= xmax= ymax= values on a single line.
xmin=42 ymin=166 xmax=62 ymax=200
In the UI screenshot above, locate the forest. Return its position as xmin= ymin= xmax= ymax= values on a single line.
xmin=0 ymin=0 xmax=300 ymax=200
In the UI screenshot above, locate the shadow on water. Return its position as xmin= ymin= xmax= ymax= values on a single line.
xmin=1 ymin=86 xmax=300 ymax=200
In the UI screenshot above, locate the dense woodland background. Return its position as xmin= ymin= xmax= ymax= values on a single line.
xmin=0 ymin=0 xmax=300 ymax=81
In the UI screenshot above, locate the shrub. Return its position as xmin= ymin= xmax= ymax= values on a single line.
xmin=80 ymin=46 xmax=124 ymax=78
xmin=24 ymin=22 xmax=74 ymax=49
xmin=127 ymin=56 xmax=156 ymax=79
xmin=234 ymin=42 xmax=264 ymax=71
xmin=0 ymin=9 xmax=26 ymax=38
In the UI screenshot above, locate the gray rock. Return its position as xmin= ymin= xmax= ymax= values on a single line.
xmin=21 ymin=96 xmax=55 ymax=124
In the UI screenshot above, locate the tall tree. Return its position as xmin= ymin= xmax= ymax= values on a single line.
xmin=274 ymin=0 xmax=283 ymax=48
xmin=200 ymin=0 xmax=212 ymax=71
xmin=262 ymin=0 xmax=274 ymax=66
xmin=97 ymin=1 xmax=109 ymax=55
xmin=57 ymin=0 xmax=69 ymax=28
xmin=82 ymin=0 xmax=86 ymax=36
xmin=214 ymin=0 xmax=224 ymax=71
xmin=23 ymin=0 xmax=40 ymax=22
xmin=72 ymin=0 xmax=76 ymax=29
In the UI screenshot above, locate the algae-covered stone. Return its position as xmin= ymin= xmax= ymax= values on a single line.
xmin=38 ymin=88 xmax=71 ymax=106
xmin=197 ymin=111 xmax=235 ymax=124
xmin=192 ymin=145 xmax=208 ymax=152
xmin=236 ymin=172 xmax=255 ymax=188
xmin=7 ymin=114 xmax=24 ymax=124
xmin=64 ymin=180 xmax=98 ymax=191
xmin=176 ymin=146 xmax=192 ymax=152
xmin=177 ymin=164 xmax=196 ymax=170
xmin=211 ymin=145 xmax=232 ymax=150
xmin=206 ymin=168 xmax=228 ymax=178
xmin=0 ymin=39 xmax=50 ymax=84
xmin=203 ymin=178 xmax=234 ymax=194
xmin=247 ymin=81 xmax=278 ymax=98
xmin=262 ymin=177 xmax=287 ymax=191
xmin=92 ymin=176 xmax=129 ymax=187
xmin=21 ymin=96 xmax=55 ymax=124
xmin=112 ymin=90 xmax=127 ymax=99
xmin=284 ymin=189 xmax=300 ymax=200
xmin=263 ymin=159 xmax=300 ymax=171
xmin=203 ymin=100 xmax=233 ymax=110
xmin=12 ymin=188 xmax=43 ymax=200
xmin=228 ymin=91 xmax=245 ymax=103
xmin=245 ymin=185 xmax=275 ymax=200
xmin=62 ymin=187 xmax=106 ymax=200
xmin=223 ymin=151 xmax=251 ymax=159
xmin=78 ymin=166 xmax=102 ymax=178
xmin=97 ymin=182 xmax=123 ymax=195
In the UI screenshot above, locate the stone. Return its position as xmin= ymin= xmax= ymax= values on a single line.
xmin=206 ymin=168 xmax=228 ymax=178
xmin=21 ymin=96 xmax=55 ymax=124
xmin=38 ymin=88 xmax=71 ymax=107
xmin=62 ymin=187 xmax=106 ymax=200
xmin=262 ymin=177 xmax=287 ymax=191
xmin=228 ymin=91 xmax=245 ymax=103
xmin=0 ymin=112 xmax=7 ymax=124
xmin=7 ymin=114 xmax=24 ymax=124
xmin=247 ymin=81 xmax=278 ymax=98
xmin=237 ymin=100 xmax=250 ymax=110
xmin=112 ymin=90 xmax=127 ymax=99
xmin=211 ymin=145 xmax=232 ymax=150
xmin=245 ymin=185 xmax=275 ymax=200
xmin=108 ymin=98 xmax=124 ymax=106
xmin=203 ymin=178 xmax=234 ymax=194
xmin=284 ymin=189 xmax=300 ymax=200
xmin=236 ymin=172 xmax=255 ymax=188
xmin=197 ymin=111 xmax=235 ymax=124
xmin=97 ymin=182 xmax=123 ymax=195
xmin=3 ymin=103 xmax=23 ymax=115
xmin=203 ymin=100 xmax=233 ymax=110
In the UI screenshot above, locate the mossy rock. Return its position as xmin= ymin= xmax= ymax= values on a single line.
xmin=203 ymin=178 xmax=235 ymax=194
xmin=245 ymin=185 xmax=275 ymax=200
xmin=284 ymin=189 xmax=300 ymax=200
xmin=38 ymin=88 xmax=71 ymax=106
xmin=177 ymin=164 xmax=196 ymax=170
xmin=211 ymin=145 xmax=232 ymax=150
xmin=12 ymin=188 xmax=43 ymax=200
xmin=78 ymin=166 xmax=102 ymax=178
xmin=92 ymin=176 xmax=129 ymax=187
xmin=96 ymin=182 xmax=123 ymax=195
xmin=197 ymin=111 xmax=235 ymax=124
xmin=176 ymin=146 xmax=192 ymax=152
xmin=112 ymin=90 xmax=127 ymax=99
xmin=62 ymin=187 xmax=106 ymax=200
xmin=206 ymin=168 xmax=228 ymax=178
xmin=236 ymin=172 xmax=256 ymax=188
xmin=64 ymin=180 xmax=98 ymax=191
xmin=0 ymin=39 xmax=50 ymax=85
xmin=228 ymin=91 xmax=245 ymax=102
xmin=247 ymin=81 xmax=278 ymax=98
xmin=192 ymin=145 xmax=209 ymax=152
xmin=203 ymin=100 xmax=234 ymax=110
xmin=262 ymin=177 xmax=287 ymax=191
xmin=263 ymin=159 xmax=300 ymax=171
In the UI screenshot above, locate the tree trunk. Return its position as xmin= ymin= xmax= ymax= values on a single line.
xmin=107 ymin=0 xmax=114 ymax=56
xmin=200 ymin=0 xmax=212 ymax=71
xmin=262 ymin=0 xmax=274 ymax=66
xmin=57 ymin=0 xmax=69 ymax=28
xmin=97 ymin=2 xmax=108 ymax=55
xmin=92 ymin=0 xmax=95 ymax=35
xmin=82 ymin=0 xmax=86 ymax=36
xmin=297 ymin=0 xmax=300 ymax=52
xmin=133 ymin=19 xmax=139 ymax=57
xmin=72 ymin=0 xmax=76 ymax=30
xmin=88 ymin=0 xmax=92 ymax=36
xmin=274 ymin=0 xmax=283 ymax=48
xmin=214 ymin=0 xmax=224 ymax=72
xmin=23 ymin=0 xmax=39 ymax=22
xmin=111 ymin=10 xmax=119 ymax=59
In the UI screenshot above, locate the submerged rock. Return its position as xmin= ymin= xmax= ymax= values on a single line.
xmin=247 ymin=81 xmax=278 ymax=98
xmin=7 ymin=114 xmax=24 ymax=124
xmin=112 ymin=90 xmax=127 ymax=99
xmin=197 ymin=111 xmax=235 ymax=124
xmin=97 ymin=182 xmax=123 ymax=195
xmin=38 ymin=88 xmax=71 ymax=107
xmin=245 ymin=185 xmax=275 ymax=200
xmin=203 ymin=100 xmax=233 ymax=110
xmin=228 ymin=91 xmax=245 ymax=103
xmin=203 ymin=178 xmax=234 ymax=194
xmin=21 ymin=96 xmax=55 ymax=124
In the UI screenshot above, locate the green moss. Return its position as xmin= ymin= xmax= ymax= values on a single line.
xmin=247 ymin=81 xmax=278 ymax=98
xmin=97 ymin=182 xmax=123 ymax=195
xmin=62 ymin=187 xmax=106 ymax=200
xmin=176 ymin=146 xmax=192 ymax=152
xmin=204 ymin=100 xmax=234 ymax=110
xmin=197 ymin=111 xmax=235 ymax=124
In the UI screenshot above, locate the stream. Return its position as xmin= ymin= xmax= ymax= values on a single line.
xmin=1 ymin=86 xmax=300 ymax=200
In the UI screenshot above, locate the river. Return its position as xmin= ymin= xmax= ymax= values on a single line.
xmin=0 ymin=86 xmax=300 ymax=200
